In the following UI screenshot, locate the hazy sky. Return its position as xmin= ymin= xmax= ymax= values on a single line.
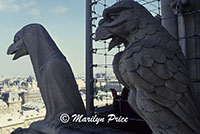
xmin=0 ymin=0 xmax=85 ymax=77
xmin=0 ymin=0 xmax=158 ymax=77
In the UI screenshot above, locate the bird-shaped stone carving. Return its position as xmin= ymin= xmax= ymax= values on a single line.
xmin=7 ymin=24 xmax=85 ymax=134
xmin=95 ymin=0 xmax=200 ymax=134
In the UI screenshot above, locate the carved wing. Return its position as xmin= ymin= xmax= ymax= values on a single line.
xmin=121 ymin=39 xmax=200 ymax=132
xmin=113 ymin=51 xmax=148 ymax=120
xmin=113 ymin=51 xmax=128 ymax=87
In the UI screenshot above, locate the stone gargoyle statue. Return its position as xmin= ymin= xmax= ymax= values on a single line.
xmin=95 ymin=0 xmax=200 ymax=134
xmin=7 ymin=24 xmax=85 ymax=134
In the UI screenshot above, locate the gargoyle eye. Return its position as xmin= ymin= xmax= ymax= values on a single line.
xmin=108 ymin=13 xmax=119 ymax=22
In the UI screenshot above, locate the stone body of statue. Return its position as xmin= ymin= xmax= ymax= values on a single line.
xmin=95 ymin=0 xmax=200 ymax=134
xmin=7 ymin=24 xmax=85 ymax=134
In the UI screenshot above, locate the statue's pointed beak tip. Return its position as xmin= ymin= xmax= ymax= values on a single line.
xmin=7 ymin=44 xmax=15 ymax=55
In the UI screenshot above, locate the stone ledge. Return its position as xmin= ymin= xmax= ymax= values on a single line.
xmin=11 ymin=123 xmax=135 ymax=134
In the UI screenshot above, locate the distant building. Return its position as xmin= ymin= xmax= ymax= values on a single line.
xmin=22 ymin=102 xmax=45 ymax=110
xmin=0 ymin=91 xmax=45 ymax=134
xmin=0 ymin=99 xmax=9 ymax=114
xmin=105 ymin=80 xmax=122 ymax=92
xmin=1 ymin=91 xmax=22 ymax=113
xmin=20 ymin=90 xmax=43 ymax=104
xmin=0 ymin=109 xmax=45 ymax=134
xmin=0 ymin=77 xmax=45 ymax=134
xmin=76 ymin=78 xmax=86 ymax=90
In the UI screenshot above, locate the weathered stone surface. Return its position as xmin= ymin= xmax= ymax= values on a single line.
xmin=95 ymin=0 xmax=200 ymax=134
xmin=7 ymin=24 xmax=85 ymax=134
xmin=11 ymin=123 xmax=134 ymax=134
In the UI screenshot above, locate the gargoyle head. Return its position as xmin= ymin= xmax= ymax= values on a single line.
xmin=95 ymin=0 xmax=150 ymax=51
xmin=7 ymin=31 xmax=28 ymax=60
xmin=7 ymin=24 xmax=66 ymax=80
xmin=7 ymin=24 xmax=64 ymax=63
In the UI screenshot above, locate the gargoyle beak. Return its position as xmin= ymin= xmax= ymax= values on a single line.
xmin=95 ymin=24 xmax=117 ymax=51
xmin=7 ymin=43 xmax=20 ymax=60
xmin=7 ymin=43 xmax=17 ymax=55
xmin=95 ymin=26 xmax=113 ymax=41
xmin=108 ymin=36 xmax=125 ymax=51
xmin=7 ymin=39 xmax=28 ymax=60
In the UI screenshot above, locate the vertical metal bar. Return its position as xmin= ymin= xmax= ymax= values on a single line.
xmin=86 ymin=0 xmax=94 ymax=116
